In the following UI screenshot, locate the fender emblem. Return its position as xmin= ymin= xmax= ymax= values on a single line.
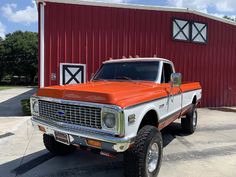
xmin=159 ymin=104 xmax=165 ymax=109
xmin=128 ymin=114 xmax=136 ymax=124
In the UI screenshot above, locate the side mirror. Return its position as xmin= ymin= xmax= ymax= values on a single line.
xmin=171 ymin=73 xmax=182 ymax=87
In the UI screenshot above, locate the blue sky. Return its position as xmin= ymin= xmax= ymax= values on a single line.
xmin=0 ymin=0 xmax=236 ymax=38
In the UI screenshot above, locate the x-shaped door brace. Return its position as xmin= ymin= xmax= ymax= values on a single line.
xmin=173 ymin=20 xmax=190 ymax=40
xmin=64 ymin=67 xmax=82 ymax=84
xmin=192 ymin=23 xmax=207 ymax=42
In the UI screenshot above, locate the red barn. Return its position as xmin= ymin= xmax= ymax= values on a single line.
xmin=37 ymin=0 xmax=236 ymax=107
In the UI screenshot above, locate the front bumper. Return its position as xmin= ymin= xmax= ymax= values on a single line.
xmin=32 ymin=117 xmax=132 ymax=152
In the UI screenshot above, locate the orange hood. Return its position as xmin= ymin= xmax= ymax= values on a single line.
xmin=37 ymin=81 xmax=168 ymax=108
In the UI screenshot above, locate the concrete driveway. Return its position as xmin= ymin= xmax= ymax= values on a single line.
xmin=0 ymin=87 xmax=37 ymax=146
xmin=0 ymin=87 xmax=36 ymax=117
xmin=0 ymin=108 xmax=236 ymax=177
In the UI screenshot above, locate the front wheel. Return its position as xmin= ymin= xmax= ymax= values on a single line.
xmin=43 ymin=134 xmax=76 ymax=156
xmin=124 ymin=125 xmax=163 ymax=177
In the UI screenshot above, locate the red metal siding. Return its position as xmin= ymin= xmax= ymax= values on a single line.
xmin=42 ymin=2 xmax=236 ymax=107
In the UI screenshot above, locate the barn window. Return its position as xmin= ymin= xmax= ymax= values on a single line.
xmin=172 ymin=19 xmax=190 ymax=41
xmin=191 ymin=22 xmax=208 ymax=43
xmin=172 ymin=18 xmax=208 ymax=44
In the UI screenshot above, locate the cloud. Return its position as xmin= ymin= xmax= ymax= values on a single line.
xmin=0 ymin=21 xmax=6 ymax=39
xmin=1 ymin=1 xmax=37 ymax=25
xmin=215 ymin=1 xmax=235 ymax=12
xmin=210 ymin=13 xmax=236 ymax=21
xmin=167 ymin=0 xmax=236 ymax=13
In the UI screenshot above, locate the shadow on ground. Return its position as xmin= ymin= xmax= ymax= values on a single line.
xmin=0 ymin=88 xmax=36 ymax=117
xmin=208 ymin=107 xmax=236 ymax=113
xmin=0 ymin=122 xmax=188 ymax=177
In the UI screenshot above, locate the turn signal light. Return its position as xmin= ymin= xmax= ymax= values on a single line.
xmin=87 ymin=139 xmax=102 ymax=148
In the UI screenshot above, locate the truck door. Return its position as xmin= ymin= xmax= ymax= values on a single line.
xmin=161 ymin=62 xmax=182 ymax=119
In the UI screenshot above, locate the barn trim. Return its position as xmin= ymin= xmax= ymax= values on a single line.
xmin=36 ymin=0 xmax=236 ymax=26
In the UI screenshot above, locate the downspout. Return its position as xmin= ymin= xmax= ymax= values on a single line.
xmin=39 ymin=1 xmax=45 ymax=88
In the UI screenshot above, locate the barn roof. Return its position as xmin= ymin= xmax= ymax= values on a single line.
xmin=36 ymin=0 xmax=236 ymax=26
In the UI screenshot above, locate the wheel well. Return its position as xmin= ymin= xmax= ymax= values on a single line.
xmin=138 ymin=110 xmax=158 ymax=131
xmin=192 ymin=96 xmax=197 ymax=105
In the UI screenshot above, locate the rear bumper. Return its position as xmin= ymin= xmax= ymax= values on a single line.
xmin=31 ymin=117 xmax=132 ymax=152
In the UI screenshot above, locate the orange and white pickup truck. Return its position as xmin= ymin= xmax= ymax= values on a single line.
xmin=31 ymin=58 xmax=201 ymax=177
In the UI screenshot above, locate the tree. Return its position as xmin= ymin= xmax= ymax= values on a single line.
xmin=1 ymin=31 xmax=38 ymax=84
xmin=223 ymin=15 xmax=236 ymax=22
xmin=0 ymin=37 xmax=5 ymax=81
xmin=0 ymin=37 xmax=3 ymax=43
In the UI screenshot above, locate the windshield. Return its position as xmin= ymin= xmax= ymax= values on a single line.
xmin=93 ymin=61 xmax=160 ymax=82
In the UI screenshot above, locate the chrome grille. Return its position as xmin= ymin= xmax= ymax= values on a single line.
xmin=38 ymin=100 xmax=102 ymax=129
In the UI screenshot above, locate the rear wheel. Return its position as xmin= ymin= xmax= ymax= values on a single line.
xmin=181 ymin=105 xmax=197 ymax=134
xmin=43 ymin=134 xmax=76 ymax=156
xmin=124 ymin=125 xmax=163 ymax=177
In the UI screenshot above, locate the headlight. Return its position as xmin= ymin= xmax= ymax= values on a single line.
xmin=30 ymin=97 xmax=39 ymax=116
xmin=103 ymin=113 xmax=116 ymax=129
xmin=102 ymin=108 xmax=119 ymax=133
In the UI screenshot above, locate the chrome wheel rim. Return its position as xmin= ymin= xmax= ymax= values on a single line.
xmin=193 ymin=110 xmax=197 ymax=127
xmin=146 ymin=142 xmax=159 ymax=173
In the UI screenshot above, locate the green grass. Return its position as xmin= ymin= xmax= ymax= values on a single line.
xmin=21 ymin=99 xmax=31 ymax=116
xmin=0 ymin=86 xmax=13 ymax=91
xmin=0 ymin=86 xmax=36 ymax=91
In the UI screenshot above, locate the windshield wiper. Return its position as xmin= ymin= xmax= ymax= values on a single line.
xmin=115 ymin=76 xmax=133 ymax=80
xmin=92 ymin=79 xmax=108 ymax=82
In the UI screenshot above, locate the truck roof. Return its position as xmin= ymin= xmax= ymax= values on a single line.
xmin=103 ymin=58 xmax=173 ymax=64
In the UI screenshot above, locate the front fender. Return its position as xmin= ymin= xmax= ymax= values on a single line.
xmin=123 ymin=103 xmax=160 ymax=139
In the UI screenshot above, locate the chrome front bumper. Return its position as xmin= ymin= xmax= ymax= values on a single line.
xmin=32 ymin=117 xmax=132 ymax=152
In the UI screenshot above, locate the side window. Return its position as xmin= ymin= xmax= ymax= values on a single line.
xmin=161 ymin=63 xmax=173 ymax=83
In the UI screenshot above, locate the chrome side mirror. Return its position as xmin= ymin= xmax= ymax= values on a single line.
xmin=171 ymin=73 xmax=182 ymax=87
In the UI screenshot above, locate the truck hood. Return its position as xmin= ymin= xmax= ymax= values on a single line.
xmin=37 ymin=81 xmax=168 ymax=108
